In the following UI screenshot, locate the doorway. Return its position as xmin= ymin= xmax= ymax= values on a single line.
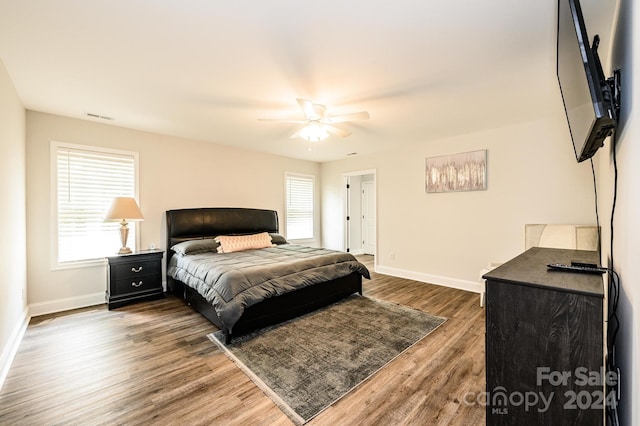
xmin=344 ymin=170 xmax=376 ymax=256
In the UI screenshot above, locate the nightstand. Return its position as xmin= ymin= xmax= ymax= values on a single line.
xmin=106 ymin=249 xmax=164 ymax=309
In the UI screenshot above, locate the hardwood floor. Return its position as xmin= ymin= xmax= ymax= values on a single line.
xmin=0 ymin=256 xmax=486 ymax=425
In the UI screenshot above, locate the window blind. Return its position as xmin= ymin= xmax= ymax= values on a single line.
xmin=55 ymin=144 xmax=137 ymax=264
xmin=285 ymin=173 xmax=314 ymax=240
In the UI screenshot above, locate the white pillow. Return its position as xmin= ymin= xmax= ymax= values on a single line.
xmin=215 ymin=232 xmax=274 ymax=253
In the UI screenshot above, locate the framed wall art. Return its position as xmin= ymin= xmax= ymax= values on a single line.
xmin=425 ymin=149 xmax=487 ymax=193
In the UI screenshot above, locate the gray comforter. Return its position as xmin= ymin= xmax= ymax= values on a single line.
xmin=168 ymin=244 xmax=370 ymax=332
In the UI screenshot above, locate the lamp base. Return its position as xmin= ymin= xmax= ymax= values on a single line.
xmin=118 ymin=221 xmax=132 ymax=255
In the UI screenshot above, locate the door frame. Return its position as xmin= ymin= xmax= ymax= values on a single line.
xmin=342 ymin=169 xmax=377 ymax=265
xmin=361 ymin=180 xmax=376 ymax=255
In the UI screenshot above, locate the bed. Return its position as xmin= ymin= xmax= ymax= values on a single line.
xmin=166 ymin=207 xmax=370 ymax=343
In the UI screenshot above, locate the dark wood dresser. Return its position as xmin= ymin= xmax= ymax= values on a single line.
xmin=106 ymin=249 xmax=164 ymax=309
xmin=483 ymin=247 xmax=605 ymax=425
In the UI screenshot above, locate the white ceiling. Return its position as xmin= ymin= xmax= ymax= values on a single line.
xmin=0 ymin=0 xmax=618 ymax=162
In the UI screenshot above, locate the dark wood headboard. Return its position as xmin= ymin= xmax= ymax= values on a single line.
xmin=165 ymin=207 xmax=279 ymax=258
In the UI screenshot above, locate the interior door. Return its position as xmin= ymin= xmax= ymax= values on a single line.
xmin=362 ymin=181 xmax=376 ymax=255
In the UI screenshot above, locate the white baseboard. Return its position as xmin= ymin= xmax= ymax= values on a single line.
xmin=0 ymin=306 xmax=30 ymax=391
xmin=375 ymin=265 xmax=483 ymax=294
xmin=29 ymin=292 xmax=105 ymax=317
xmin=349 ymin=249 xmax=365 ymax=255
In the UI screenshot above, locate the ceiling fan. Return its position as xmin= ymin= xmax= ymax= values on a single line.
xmin=259 ymin=98 xmax=370 ymax=142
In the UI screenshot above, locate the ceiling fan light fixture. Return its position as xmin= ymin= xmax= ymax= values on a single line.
xmin=259 ymin=98 xmax=368 ymax=142
xmin=299 ymin=122 xmax=329 ymax=142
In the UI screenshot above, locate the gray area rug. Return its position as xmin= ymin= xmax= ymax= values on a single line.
xmin=207 ymin=294 xmax=446 ymax=425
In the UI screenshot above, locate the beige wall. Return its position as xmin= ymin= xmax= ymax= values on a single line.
xmin=321 ymin=113 xmax=597 ymax=291
xmin=0 ymin=59 xmax=28 ymax=386
xmin=599 ymin=0 xmax=639 ymax=422
xmin=26 ymin=111 xmax=320 ymax=315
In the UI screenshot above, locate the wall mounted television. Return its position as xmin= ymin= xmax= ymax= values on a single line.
xmin=556 ymin=0 xmax=619 ymax=163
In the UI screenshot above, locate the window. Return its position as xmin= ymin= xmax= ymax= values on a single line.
xmin=285 ymin=173 xmax=314 ymax=241
xmin=51 ymin=142 xmax=139 ymax=268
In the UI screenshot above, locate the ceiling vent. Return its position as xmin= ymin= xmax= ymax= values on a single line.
xmin=86 ymin=113 xmax=114 ymax=121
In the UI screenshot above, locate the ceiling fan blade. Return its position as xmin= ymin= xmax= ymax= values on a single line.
xmin=257 ymin=118 xmax=306 ymax=124
xmin=325 ymin=125 xmax=351 ymax=138
xmin=312 ymin=103 xmax=326 ymax=119
xmin=297 ymin=98 xmax=327 ymax=120
xmin=297 ymin=98 xmax=316 ymax=119
xmin=326 ymin=111 xmax=370 ymax=124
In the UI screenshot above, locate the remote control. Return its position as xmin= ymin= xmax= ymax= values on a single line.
xmin=547 ymin=263 xmax=607 ymax=274
xmin=571 ymin=260 xmax=598 ymax=268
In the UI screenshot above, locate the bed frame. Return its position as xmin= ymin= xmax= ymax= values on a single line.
xmin=166 ymin=207 xmax=363 ymax=343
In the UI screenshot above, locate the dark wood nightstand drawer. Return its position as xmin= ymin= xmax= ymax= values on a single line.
xmin=114 ymin=274 xmax=161 ymax=294
xmin=106 ymin=250 xmax=164 ymax=309
xmin=113 ymin=259 xmax=160 ymax=280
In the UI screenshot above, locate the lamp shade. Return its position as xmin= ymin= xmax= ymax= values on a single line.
xmin=104 ymin=197 xmax=144 ymax=222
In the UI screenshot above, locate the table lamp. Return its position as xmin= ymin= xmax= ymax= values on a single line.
xmin=104 ymin=197 xmax=144 ymax=254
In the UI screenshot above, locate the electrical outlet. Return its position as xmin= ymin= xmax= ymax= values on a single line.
xmin=389 ymin=251 xmax=395 ymax=260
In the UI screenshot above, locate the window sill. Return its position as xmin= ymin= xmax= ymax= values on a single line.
xmin=51 ymin=258 xmax=108 ymax=271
